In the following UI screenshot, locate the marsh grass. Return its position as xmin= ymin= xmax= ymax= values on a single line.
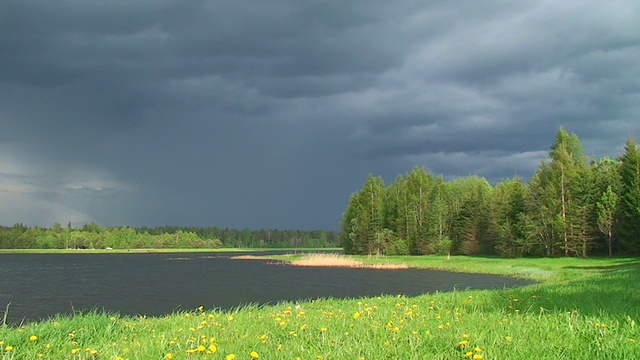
xmin=1 ymin=256 xmax=638 ymax=359
xmin=289 ymin=254 xmax=408 ymax=269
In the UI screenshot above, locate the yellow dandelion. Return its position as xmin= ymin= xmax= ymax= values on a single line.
xmin=165 ymin=354 xmax=174 ymax=359
xmin=473 ymin=355 xmax=483 ymax=360
xmin=71 ymin=348 xmax=80 ymax=355
xmin=5 ymin=346 xmax=14 ymax=352
xmin=474 ymin=347 xmax=482 ymax=352
xmin=209 ymin=344 xmax=218 ymax=353
xmin=320 ymin=327 xmax=328 ymax=332
xmin=226 ymin=354 xmax=236 ymax=360
xmin=250 ymin=350 xmax=260 ymax=358
xmin=29 ymin=335 xmax=38 ymax=341
xmin=197 ymin=345 xmax=206 ymax=352
xmin=465 ymin=352 xmax=473 ymax=357
xmin=459 ymin=340 xmax=469 ymax=347
xmin=353 ymin=312 xmax=361 ymax=319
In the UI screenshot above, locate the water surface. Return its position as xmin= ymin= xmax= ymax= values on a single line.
xmin=0 ymin=252 xmax=532 ymax=324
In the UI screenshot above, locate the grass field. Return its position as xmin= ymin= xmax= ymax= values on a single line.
xmin=1 ymin=255 xmax=638 ymax=359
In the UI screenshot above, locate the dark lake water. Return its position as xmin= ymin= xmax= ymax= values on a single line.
xmin=0 ymin=252 xmax=533 ymax=324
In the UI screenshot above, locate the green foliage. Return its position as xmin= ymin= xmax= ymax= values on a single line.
xmin=618 ymin=137 xmax=640 ymax=255
xmin=597 ymin=186 xmax=618 ymax=256
xmin=341 ymin=126 xmax=639 ymax=258
xmin=0 ymin=225 xmax=338 ymax=250
xmin=340 ymin=174 xmax=386 ymax=255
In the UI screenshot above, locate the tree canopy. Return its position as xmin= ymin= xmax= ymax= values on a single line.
xmin=341 ymin=128 xmax=640 ymax=257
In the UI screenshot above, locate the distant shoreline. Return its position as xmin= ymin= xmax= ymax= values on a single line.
xmin=0 ymin=247 xmax=342 ymax=254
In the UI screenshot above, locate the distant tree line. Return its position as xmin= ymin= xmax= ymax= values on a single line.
xmin=341 ymin=127 xmax=640 ymax=257
xmin=0 ymin=223 xmax=339 ymax=249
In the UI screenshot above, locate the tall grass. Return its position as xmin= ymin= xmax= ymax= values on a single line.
xmin=0 ymin=256 xmax=638 ymax=359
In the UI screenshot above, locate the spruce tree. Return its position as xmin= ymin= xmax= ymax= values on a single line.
xmin=618 ymin=137 xmax=640 ymax=254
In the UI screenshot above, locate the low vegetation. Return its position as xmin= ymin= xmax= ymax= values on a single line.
xmin=1 ymin=255 xmax=638 ymax=359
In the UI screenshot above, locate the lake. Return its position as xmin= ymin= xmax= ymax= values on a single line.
xmin=0 ymin=252 xmax=533 ymax=324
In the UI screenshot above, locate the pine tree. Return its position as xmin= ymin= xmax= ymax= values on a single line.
xmin=491 ymin=177 xmax=529 ymax=257
xmin=339 ymin=174 xmax=386 ymax=255
xmin=597 ymin=186 xmax=618 ymax=256
xmin=618 ymin=137 xmax=640 ymax=254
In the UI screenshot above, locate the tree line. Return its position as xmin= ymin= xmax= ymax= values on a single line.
xmin=0 ymin=223 xmax=340 ymax=250
xmin=340 ymin=127 xmax=640 ymax=257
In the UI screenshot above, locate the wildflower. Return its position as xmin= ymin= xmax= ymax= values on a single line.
xmin=459 ymin=340 xmax=469 ymax=347
xmin=5 ymin=346 xmax=14 ymax=352
xmin=226 ymin=354 xmax=236 ymax=360
xmin=29 ymin=335 xmax=38 ymax=341
xmin=165 ymin=354 xmax=173 ymax=359
xmin=209 ymin=344 xmax=218 ymax=353
xmin=473 ymin=355 xmax=483 ymax=360
xmin=353 ymin=312 xmax=361 ymax=319
xmin=320 ymin=327 xmax=328 ymax=332
xmin=71 ymin=348 xmax=80 ymax=355
xmin=250 ymin=350 xmax=260 ymax=358
xmin=197 ymin=345 xmax=206 ymax=352
xmin=505 ymin=336 xmax=512 ymax=343
xmin=465 ymin=352 xmax=473 ymax=357
xmin=474 ymin=347 xmax=482 ymax=352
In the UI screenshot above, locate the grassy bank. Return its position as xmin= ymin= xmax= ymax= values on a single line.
xmin=1 ymin=256 xmax=638 ymax=359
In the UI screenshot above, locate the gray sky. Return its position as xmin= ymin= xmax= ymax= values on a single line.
xmin=1 ymin=1 xmax=639 ymax=230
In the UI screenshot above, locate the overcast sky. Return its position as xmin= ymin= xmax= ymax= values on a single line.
xmin=1 ymin=1 xmax=639 ymax=230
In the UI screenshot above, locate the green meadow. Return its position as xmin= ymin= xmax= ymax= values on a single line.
xmin=1 ymin=255 xmax=638 ymax=359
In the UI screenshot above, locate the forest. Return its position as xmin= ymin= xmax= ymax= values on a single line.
xmin=340 ymin=127 xmax=640 ymax=257
xmin=0 ymin=223 xmax=339 ymax=250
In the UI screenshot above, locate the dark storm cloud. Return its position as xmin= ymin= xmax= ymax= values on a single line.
xmin=1 ymin=0 xmax=639 ymax=228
